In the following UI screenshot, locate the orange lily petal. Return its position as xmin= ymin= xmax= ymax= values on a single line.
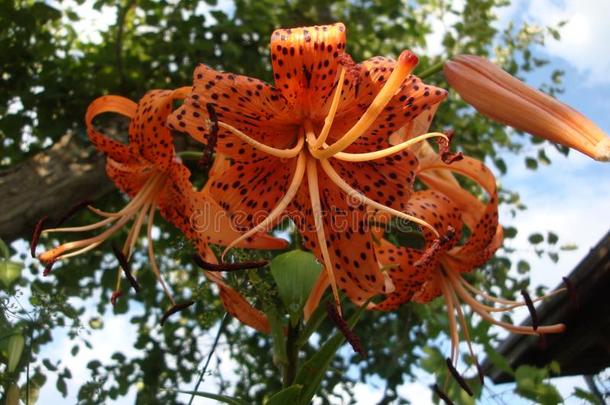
xmin=270 ymin=23 xmax=347 ymax=116
xmin=85 ymin=95 xmax=137 ymax=163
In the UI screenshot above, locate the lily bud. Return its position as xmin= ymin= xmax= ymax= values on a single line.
xmin=444 ymin=55 xmax=610 ymax=162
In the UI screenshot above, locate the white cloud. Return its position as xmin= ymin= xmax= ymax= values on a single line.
xmin=521 ymin=0 xmax=610 ymax=85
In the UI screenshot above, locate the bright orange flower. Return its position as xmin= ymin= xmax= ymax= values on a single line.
xmin=371 ymin=148 xmax=565 ymax=368
xmin=169 ymin=23 xmax=451 ymax=309
xmin=37 ymin=89 xmax=285 ymax=311
xmin=444 ymin=55 xmax=610 ymax=161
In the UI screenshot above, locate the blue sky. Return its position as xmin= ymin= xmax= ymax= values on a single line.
xmin=29 ymin=1 xmax=610 ymax=404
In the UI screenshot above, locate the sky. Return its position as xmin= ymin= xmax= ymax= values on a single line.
xmin=23 ymin=1 xmax=610 ymax=404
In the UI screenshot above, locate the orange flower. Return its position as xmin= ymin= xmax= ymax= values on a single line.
xmin=169 ymin=23 xmax=451 ymax=309
xmin=444 ymin=55 xmax=610 ymax=161
xmin=37 ymin=89 xmax=284 ymax=309
xmin=371 ymin=148 xmax=565 ymax=369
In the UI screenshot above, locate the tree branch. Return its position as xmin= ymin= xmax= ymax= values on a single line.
xmin=0 ymin=134 xmax=113 ymax=243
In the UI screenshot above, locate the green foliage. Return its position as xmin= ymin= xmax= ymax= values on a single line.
xmin=270 ymin=250 xmax=322 ymax=325
xmin=514 ymin=365 xmax=563 ymax=405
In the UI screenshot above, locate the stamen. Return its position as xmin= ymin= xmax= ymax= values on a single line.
xmin=432 ymin=384 xmax=455 ymax=405
xmin=307 ymin=157 xmax=341 ymax=312
xmin=332 ymin=132 xmax=449 ymax=162
xmin=56 ymin=200 xmax=93 ymax=226
xmin=193 ymin=255 xmax=268 ymax=272
xmin=218 ymin=121 xmax=304 ymax=159
xmin=520 ymin=289 xmax=539 ymax=331
xmin=112 ymin=244 xmax=140 ymax=293
xmin=447 ymin=272 xmax=565 ymax=335
xmin=310 ymin=68 xmax=346 ymax=150
xmin=319 ymin=159 xmax=439 ymax=237
xmin=221 ymin=152 xmax=306 ymax=259
xmin=452 ymin=288 xmax=484 ymax=384
xmin=326 ymin=301 xmax=365 ymax=357
xmin=460 ymin=277 xmax=566 ymax=310
xmin=445 ymin=358 xmax=474 ymax=396
xmin=440 ymin=277 xmax=460 ymax=363
xmin=146 ymin=205 xmax=175 ymax=305
xmin=160 ymin=300 xmax=195 ymax=326
xmin=31 ymin=215 xmax=48 ymax=258
xmin=314 ymin=50 xmax=419 ymax=159
xmin=122 ymin=201 xmax=152 ymax=260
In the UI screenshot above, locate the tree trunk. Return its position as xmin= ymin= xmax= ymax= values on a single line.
xmin=0 ymin=134 xmax=113 ymax=243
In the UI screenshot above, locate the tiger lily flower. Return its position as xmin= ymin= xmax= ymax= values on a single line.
xmin=37 ymin=89 xmax=285 ymax=308
xmin=444 ymin=55 xmax=610 ymax=161
xmin=372 ymin=150 xmax=566 ymax=370
xmin=169 ymin=23 xmax=451 ymax=308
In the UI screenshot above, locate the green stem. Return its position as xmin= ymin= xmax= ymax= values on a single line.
xmin=283 ymin=323 xmax=300 ymax=387
xmin=418 ymin=60 xmax=445 ymax=80
xmin=177 ymin=151 xmax=204 ymax=159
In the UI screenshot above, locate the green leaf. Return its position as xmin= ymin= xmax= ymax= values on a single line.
xmin=270 ymin=250 xmax=322 ymax=325
xmin=547 ymin=232 xmax=558 ymax=244
xmin=265 ymin=385 xmax=303 ymax=405
xmin=0 ymin=238 xmax=9 ymax=258
xmin=57 ymin=377 xmax=68 ymax=397
xmin=0 ymin=259 xmax=23 ymax=288
xmin=167 ymin=389 xmax=247 ymax=405
xmin=560 ymin=243 xmax=578 ymax=251
xmin=517 ymin=260 xmax=531 ymax=274
xmin=573 ymin=387 xmax=602 ymax=404
xmin=294 ymin=303 xmax=367 ymax=405
xmin=7 ymin=333 xmax=25 ymax=372
xmin=483 ymin=344 xmax=514 ymax=376
xmin=528 ymin=233 xmax=544 ymax=244
xmin=525 ymin=157 xmax=538 ymax=170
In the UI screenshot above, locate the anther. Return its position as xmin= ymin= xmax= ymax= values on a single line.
xmin=437 ymin=130 xmax=463 ymax=164
xmin=432 ymin=384 xmax=455 ymax=405
xmin=193 ymin=255 xmax=268 ymax=272
xmin=445 ymin=358 xmax=474 ymax=396
xmin=31 ymin=215 xmax=48 ymax=258
xmin=520 ymin=289 xmax=538 ymax=331
xmin=326 ymin=301 xmax=365 ymax=357
xmin=112 ymin=244 xmax=140 ymax=293
xmin=43 ymin=261 xmax=55 ymax=277
xmin=160 ymin=300 xmax=195 ymax=326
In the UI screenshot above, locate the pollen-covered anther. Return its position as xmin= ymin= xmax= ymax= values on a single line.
xmin=112 ymin=244 xmax=140 ymax=293
xmin=520 ymin=289 xmax=539 ymax=330
xmin=326 ymin=301 xmax=366 ymax=357
xmin=445 ymin=358 xmax=473 ymax=396
xmin=432 ymin=383 xmax=455 ymax=405
xmin=160 ymin=300 xmax=195 ymax=326
xmin=31 ymin=215 xmax=48 ymax=258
